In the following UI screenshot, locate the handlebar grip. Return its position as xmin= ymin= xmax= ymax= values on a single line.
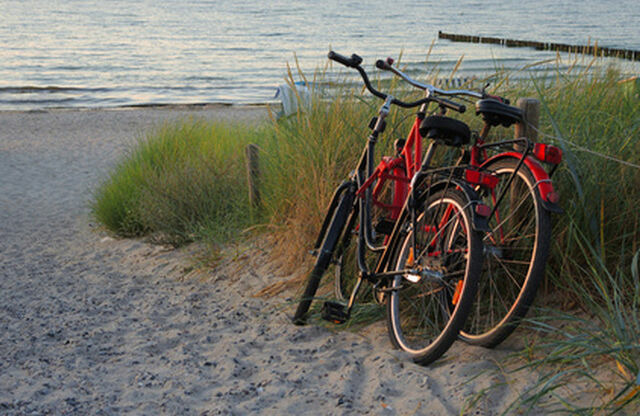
xmin=437 ymin=97 xmax=466 ymax=113
xmin=375 ymin=59 xmax=392 ymax=71
xmin=328 ymin=51 xmax=363 ymax=68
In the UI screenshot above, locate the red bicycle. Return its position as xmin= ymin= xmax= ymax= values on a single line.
xmin=338 ymin=57 xmax=564 ymax=348
xmin=293 ymin=52 xmax=493 ymax=365
xmin=459 ymin=91 xmax=563 ymax=347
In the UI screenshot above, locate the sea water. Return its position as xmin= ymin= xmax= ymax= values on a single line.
xmin=1 ymin=0 xmax=638 ymax=110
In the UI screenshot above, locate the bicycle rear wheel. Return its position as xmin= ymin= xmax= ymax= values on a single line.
xmin=386 ymin=189 xmax=482 ymax=365
xmin=460 ymin=157 xmax=551 ymax=347
xmin=292 ymin=188 xmax=355 ymax=325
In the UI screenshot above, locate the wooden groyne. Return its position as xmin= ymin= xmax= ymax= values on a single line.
xmin=438 ymin=31 xmax=640 ymax=62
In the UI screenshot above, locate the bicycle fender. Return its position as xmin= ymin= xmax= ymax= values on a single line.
xmin=481 ymin=152 xmax=562 ymax=213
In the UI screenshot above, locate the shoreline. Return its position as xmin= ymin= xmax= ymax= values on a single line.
xmin=0 ymin=101 xmax=275 ymax=115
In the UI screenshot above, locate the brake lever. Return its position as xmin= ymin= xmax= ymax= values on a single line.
xmin=482 ymin=82 xmax=490 ymax=96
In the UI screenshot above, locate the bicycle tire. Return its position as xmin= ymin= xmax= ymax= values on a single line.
xmin=460 ymin=157 xmax=551 ymax=347
xmin=292 ymin=189 xmax=355 ymax=325
xmin=386 ymin=188 xmax=482 ymax=365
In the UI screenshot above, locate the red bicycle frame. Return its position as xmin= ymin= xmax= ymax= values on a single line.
xmin=355 ymin=115 xmax=422 ymax=222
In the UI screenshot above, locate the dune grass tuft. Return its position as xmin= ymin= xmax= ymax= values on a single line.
xmin=92 ymin=119 xmax=266 ymax=247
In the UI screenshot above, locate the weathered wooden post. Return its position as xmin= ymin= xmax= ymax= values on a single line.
xmin=515 ymin=98 xmax=540 ymax=141
xmin=514 ymin=98 xmax=540 ymax=151
xmin=245 ymin=143 xmax=261 ymax=210
xmin=511 ymin=98 xmax=541 ymax=241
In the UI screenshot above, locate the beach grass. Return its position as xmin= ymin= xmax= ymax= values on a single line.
xmin=92 ymin=119 xmax=266 ymax=247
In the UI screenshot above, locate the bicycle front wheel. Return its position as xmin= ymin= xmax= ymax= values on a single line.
xmin=460 ymin=157 xmax=551 ymax=347
xmin=386 ymin=189 xmax=482 ymax=365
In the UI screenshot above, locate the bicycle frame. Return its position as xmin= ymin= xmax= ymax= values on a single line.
xmin=376 ymin=56 xmax=562 ymax=213
xmin=342 ymin=98 xmax=490 ymax=312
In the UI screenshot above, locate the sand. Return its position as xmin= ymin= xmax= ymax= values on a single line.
xmin=0 ymin=105 xmax=562 ymax=415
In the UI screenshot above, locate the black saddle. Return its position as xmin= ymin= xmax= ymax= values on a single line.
xmin=475 ymin=99 xmax=523 ymax=127
xmin=419 ymin=116 xmax=471 ymax=147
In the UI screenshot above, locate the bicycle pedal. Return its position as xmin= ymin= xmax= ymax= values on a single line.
xmin=321 ymin=301 xmax=350 ymax=324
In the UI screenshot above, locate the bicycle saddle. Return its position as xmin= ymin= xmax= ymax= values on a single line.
xmin=475 ymin=99 xmax=523 ymax=127
xmin=419 ymin=115 xmax=471 ymax=147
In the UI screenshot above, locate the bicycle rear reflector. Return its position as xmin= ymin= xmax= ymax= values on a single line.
xmin=533 ymin=143 xmax=563 ymax=164
xmin=465 ymin=169 xmax=499 ymax=189
xmin=452 ymin=280 xmax=464 ymax=305
xmin=546 ymin=191 xmax=560 ymax=204
xmin=406 ymin=247 xmax=415 ymax=267
xmin=475 ymin=203 xmax=491 ymax=217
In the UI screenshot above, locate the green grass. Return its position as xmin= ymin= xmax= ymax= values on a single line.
xmin=522 ymin=66 xmax=640 ymax=294
xmin=92 ymin=119 xmax=267 ymax=247
xmin=465 ymin=226 xmax=640 ymax=414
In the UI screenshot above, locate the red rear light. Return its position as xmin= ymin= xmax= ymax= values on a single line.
xmin=475 ymin=203 xmax=491 ymax=217
xmin=533 ymin=143 xmax=563 ymax=164
xmin=547 ymin=191 xmax=560 ymax=204
xmin=465 ymin=169 xmax=499 ymax=189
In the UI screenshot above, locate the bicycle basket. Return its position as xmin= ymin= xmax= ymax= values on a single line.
xmin=419 ymin=115 xmax=471 ymax=147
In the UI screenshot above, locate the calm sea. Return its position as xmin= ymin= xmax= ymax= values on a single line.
xmin=1 ymin=0 xmax=639 ymax=110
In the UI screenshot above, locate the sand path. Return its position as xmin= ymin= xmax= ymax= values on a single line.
xmin=1 ymin=107 xmax=534 ymax=415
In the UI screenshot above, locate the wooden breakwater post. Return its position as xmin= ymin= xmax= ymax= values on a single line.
xmin=438 ymin=31 xmax=640 ymax=62
xmin=245 ymin=143 xmax=261 ymax=210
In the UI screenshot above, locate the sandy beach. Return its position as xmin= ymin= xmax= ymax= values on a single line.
xmin=1 ymin=105 xmax=556 ymax=415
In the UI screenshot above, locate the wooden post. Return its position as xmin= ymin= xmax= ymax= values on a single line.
xmin=514 ymin=98 xmax=540 ymax=151
xmin=507 ymin=98 xmax=541 ymax=254
xmin=245 ymin=143 xmax=261 ymax=210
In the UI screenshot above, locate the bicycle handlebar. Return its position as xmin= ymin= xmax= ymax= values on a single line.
xmin=327 ymin=51 xmax=362 ymax=68
xmin=328 ymin=51 xmax=466 ymax=112
xmin=377 ymin=57 xmax=514 ymax=105
xmin=376 ymin=58 xmax=484 ymax=101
